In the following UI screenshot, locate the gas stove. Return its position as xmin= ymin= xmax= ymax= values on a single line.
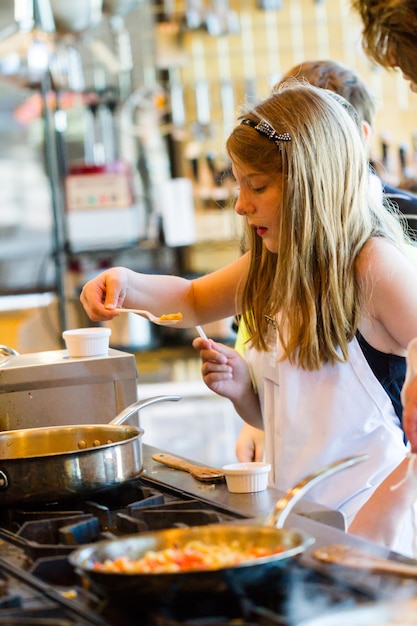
xmin=0 ymin=444 xmax=415 ymax=625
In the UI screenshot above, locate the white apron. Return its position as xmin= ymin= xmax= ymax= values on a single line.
xmin=245 ymin=335 xmax=415 ymax=556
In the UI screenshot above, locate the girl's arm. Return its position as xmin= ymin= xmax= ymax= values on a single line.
xmin=358 ymin=239 xmax=417 ymax=450
xmin=80 ymin=253 xmax=250 ymax=326
xmin=357 ymin=239 xmax=417 ymax=355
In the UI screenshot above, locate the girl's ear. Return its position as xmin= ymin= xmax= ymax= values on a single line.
xmin=362 ymin=120 xmax=372 ymax=147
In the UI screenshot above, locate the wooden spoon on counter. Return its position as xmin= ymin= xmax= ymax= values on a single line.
xmin=152 ymin=453 xmax=225 ymax=483
xmin=313 ymin=544 xmax=417 ymax=578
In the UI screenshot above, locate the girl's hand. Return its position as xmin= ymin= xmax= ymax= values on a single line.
xmin=80 ymin=268 xmax=129 ymax=321
xmin=192 ymin=337 xmax=253 ymax=402
xmin=235 ymin=423 xmax=265 ymax=462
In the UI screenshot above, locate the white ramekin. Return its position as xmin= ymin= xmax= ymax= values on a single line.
xmin=62 ymin=327 xmax=111 ymax=358
xmin=222 ymin=462 xmax=271 ymax=493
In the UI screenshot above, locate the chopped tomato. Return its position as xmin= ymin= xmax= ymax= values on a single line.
xmin=92 ymin=540 xmax=284 ymax=574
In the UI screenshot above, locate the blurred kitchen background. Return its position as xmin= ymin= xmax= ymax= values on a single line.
xmin=0 ymin=0 xmax=416 ymax=466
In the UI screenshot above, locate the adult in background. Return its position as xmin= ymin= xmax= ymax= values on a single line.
xmin=350 ymin=0 xmax=417 ymax=451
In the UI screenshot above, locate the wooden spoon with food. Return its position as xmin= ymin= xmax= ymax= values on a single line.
xmin=152 ymin=453 xmax=225 ymax=483
xmin=313 ymin=544 xmax=417 ymax=578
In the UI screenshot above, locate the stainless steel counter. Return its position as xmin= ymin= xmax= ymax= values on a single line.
xmin=142 ymin=443 xmax=345 ymax=530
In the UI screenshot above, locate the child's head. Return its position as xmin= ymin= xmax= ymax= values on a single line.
xmin=276 ymin=59 xmax=377 ymax=128
xmin=227 ymin=83 xmax=404 ymax=368
xmin=227 ymin=83 xmax=369 ymax=256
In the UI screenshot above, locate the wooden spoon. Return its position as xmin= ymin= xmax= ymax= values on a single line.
xmin=313 ymin=544 xmax=417 ymax=578
xmin=152 ymin=453 xmax=225 ymax=483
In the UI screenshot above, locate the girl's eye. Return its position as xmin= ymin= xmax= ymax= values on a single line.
xmin=253 ymin=186 xmax=266 ymax=193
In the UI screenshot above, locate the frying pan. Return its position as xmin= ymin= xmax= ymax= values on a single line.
xmin=0 ymin=395 xmax=180 ymax=506
xmin=69 ymin=454 xmax=368 ymax=600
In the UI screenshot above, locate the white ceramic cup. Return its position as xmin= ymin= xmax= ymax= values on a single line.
xmin=222 ymin=462 xmax=271 ymax=493
xmin=62 ymin=327 xmax=111 ymax=358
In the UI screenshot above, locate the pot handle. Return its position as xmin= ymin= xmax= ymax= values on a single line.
xmin=0 ymin=345 xmax=19 ymax=356
xmin=265 ymin=454 xmax=369 ymax=529
xmin=0 ymin=470 xmax=9 ymax=491
xmin=110 ymin=395 xmax=182 ymax=426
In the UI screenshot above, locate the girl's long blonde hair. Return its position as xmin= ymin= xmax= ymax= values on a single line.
xmin=226 ymin=84 xmax=407 ymax=370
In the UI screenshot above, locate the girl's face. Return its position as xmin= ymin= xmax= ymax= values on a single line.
xmin=232 ymin=159 xmax=283 ymax=254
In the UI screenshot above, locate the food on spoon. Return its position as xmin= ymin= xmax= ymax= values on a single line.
xmin=159 ymin=312 xmax=183 ymax=321
xmin=92 ymin=539 xmax=284 ymax=574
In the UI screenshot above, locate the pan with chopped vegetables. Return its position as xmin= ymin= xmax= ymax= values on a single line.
xmin=69 ymin=455 xmax=367 ymax=599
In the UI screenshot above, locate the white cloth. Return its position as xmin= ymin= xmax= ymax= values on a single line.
xmin=245 ymin=334 xmax=415 ymax=555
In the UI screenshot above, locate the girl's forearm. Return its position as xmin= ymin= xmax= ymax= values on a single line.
xmin=231 ymin=387 xmax=263 ymax=429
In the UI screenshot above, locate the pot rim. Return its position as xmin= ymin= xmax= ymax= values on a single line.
xmin=0 ymin=423 xmax=143 ymax=460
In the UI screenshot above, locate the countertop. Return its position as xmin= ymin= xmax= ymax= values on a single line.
xmin=142 ymin=443 xmax=346 ymax=530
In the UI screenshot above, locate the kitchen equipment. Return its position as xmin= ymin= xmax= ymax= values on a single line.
xmin=49 ymin=0 xmax=103 ymax=35
xmin=69 ymin=454 xmax=367 ymax=599
xmin=115 ymin=308 xmax=182 ymax=325
xmin=0 ymin=395 xmax=180 ymax=506
xmin=0 ymin=344 xmax=19 ymax=367
xmin=152 ymin=452 xmax=225 ymax=482
xmin=0 ymin=344 xmax=19 ymax=356
xmin=0 ymin=447 xmax=373 ymax=624
xmin=157 ymin=177 xmax=197 ymax=247
xmin=0 ymin=348 xmax=139 ymax=430
xmin=222 ymin=461 xmax=271 ymax=493
xmin=0 ymin=0 xmax=55 ymax=89
xmin=313 ymin=544 xmax=417 ymax=578
xmin=103 ymin=0 xmax=143 ymax=16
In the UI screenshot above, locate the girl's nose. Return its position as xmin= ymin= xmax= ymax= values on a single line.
xmin=234 ymin=192 xmax=253 ymax=216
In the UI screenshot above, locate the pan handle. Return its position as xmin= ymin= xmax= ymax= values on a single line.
xmin=0 ymin=470 xmax=9 ymax=491
xmin=110 ymin=395 xmax=182 ymax=426
xmin=265 ymin=454 xmax=369 ymax=530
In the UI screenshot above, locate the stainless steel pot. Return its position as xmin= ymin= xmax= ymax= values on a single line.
xmin=69 ymin=455 xmax=368 ymax=600
xmin=0 ymin=395 xmax=180 ymax=506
